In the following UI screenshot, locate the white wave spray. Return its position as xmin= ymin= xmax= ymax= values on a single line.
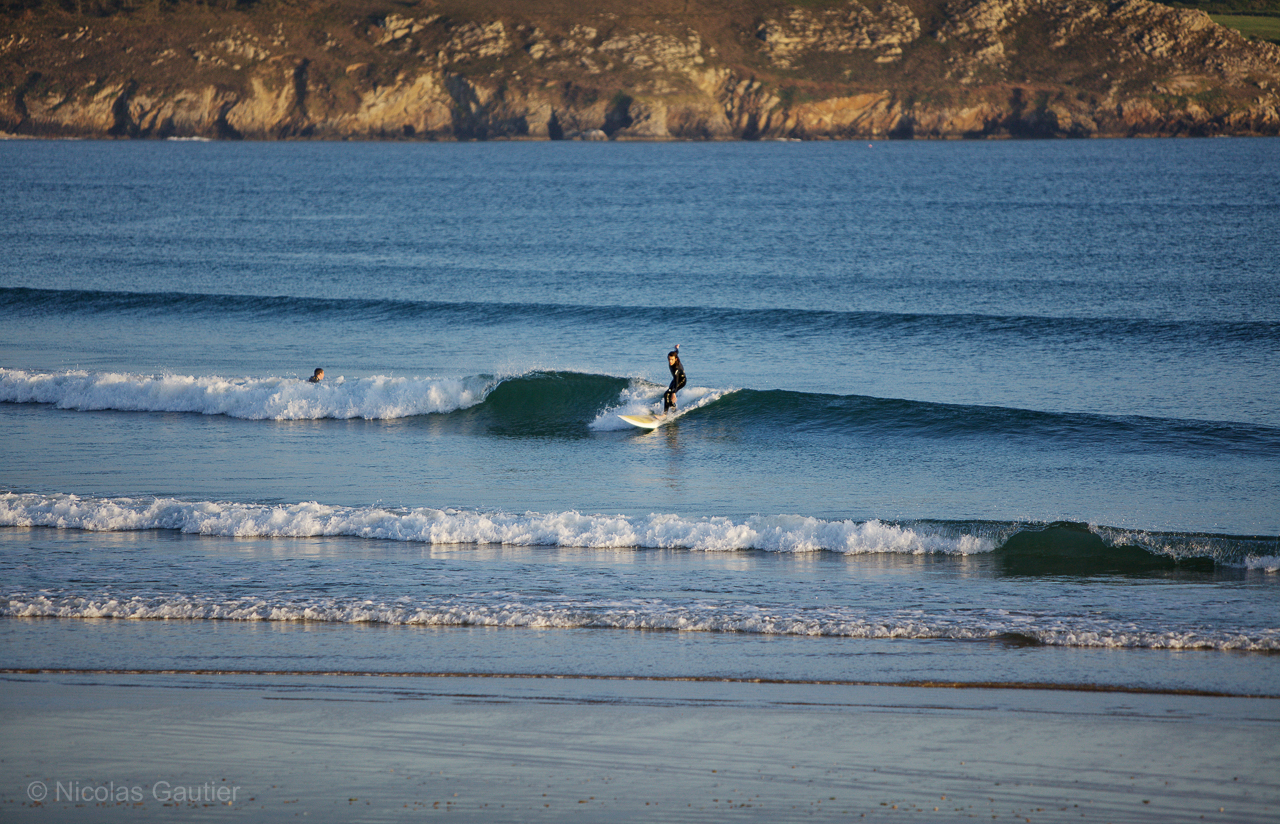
xmin=0 ymin=368 xmax=492 ymax=421
xmin=0 ymin=492 xmax=994 ymax=554
xmin=588 ymin=381 xmax=733 ymax=431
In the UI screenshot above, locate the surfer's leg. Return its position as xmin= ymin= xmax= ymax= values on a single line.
xmin=663 ymin=389 xmax=675 ymax=413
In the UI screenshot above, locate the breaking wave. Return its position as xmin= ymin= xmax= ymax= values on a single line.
xmin=4 ymin=367 xmax=1277 ymax=461
xmin=0 ymin=492 xmax=995 ymax=554
xmin=0 ymin=367 xmax=493 ymax=421
xmin=1 ymin=492 xmax=1275 ymax=569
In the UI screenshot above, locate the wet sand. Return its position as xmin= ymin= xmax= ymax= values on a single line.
xmin=3 ymin=672 xmax=1277 ymax=822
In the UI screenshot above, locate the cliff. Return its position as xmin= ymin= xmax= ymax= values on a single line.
xmin=3 ymin=0 xmax=1278 ymax=139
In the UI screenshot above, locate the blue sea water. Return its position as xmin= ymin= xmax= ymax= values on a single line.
xmin=1 ymin=138 xmax=1278 ymax=695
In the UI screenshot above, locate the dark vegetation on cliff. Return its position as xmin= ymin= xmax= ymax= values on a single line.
xmin=3 ymin=0 xmax=1279 ymax=139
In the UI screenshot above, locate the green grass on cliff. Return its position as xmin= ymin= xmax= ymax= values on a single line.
xmin=1163 ymin=0 xmax=1280 ymax=41
xmin=1165 ymin=0 xmax=1280 ymax=12
xmin=1208 ymin=13 xmax=1280 ymax=41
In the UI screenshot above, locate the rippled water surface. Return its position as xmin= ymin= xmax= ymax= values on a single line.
xmin=2 ymin=138 xmax=1277 ymax=693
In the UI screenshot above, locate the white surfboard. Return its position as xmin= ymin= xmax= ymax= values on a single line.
xmin=617 ymin=413 xmax=667 ymax=430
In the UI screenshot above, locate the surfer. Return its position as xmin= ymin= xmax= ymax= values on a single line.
xmin=663 ymin=345 xmax=685 ymax=414
xmin=307 ymin=368 xmax=324 ymax=383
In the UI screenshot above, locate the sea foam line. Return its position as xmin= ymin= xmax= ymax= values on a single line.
xmin=5 ymin=592 xmax=1276 ymax=651
xmin=0 ymin=493 xmax=993 ymax=554
xmin=0 ymin=368 xmax=491 ymax=420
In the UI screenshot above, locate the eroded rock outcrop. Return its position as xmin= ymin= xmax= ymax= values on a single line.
xmin=757 ymin=1 xmax=921 ymax=67
xmin=2 ymin=0 xmax=1277 ymax=140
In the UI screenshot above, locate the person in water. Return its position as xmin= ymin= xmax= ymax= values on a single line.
xmin=663 ymin=345 xmax=685 ymax=414
xmin=307 ymin=368 xmax=324 ymax=383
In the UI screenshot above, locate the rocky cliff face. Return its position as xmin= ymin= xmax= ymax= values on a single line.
xmin=3 ymin=0 xmax=1278 ymax=139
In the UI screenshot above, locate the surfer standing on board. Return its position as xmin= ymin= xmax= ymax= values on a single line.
xmin=663 ymin=345 xmax=685 ymax=414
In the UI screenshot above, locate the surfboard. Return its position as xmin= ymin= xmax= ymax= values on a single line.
xmin=618 ymin=413 xmax=666 ymax=430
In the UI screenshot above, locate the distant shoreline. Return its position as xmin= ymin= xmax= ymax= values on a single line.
xmin=3 ymin=131 xmax=1278 ymax=141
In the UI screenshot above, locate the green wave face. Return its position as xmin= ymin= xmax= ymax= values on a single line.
xmin=461 ymin=372 xmax=634 ymax=438
xmin=994 ymin=523 xmax=1220 ymax=576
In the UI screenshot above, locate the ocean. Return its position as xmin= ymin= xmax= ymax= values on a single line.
xmin=1 ymin=137 xmax=1278 ymax=707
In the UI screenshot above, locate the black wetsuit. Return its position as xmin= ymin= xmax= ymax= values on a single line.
xmin=663 ymin=357 xmax=686 ymax=413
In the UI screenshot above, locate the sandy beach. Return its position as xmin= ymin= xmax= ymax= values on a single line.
xmin=3 ymin=671 xmax=1277 ymax=822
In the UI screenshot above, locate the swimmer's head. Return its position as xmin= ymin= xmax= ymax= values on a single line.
xmin=311 ymin=368 xmax=324 ymax=381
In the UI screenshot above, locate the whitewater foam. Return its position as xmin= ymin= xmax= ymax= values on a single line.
xmin=4 ymin=492 xmax=1274 ymax=569
xmin=0 ymin=492 xmax=993 ymax=554
xmin=0 ymin=368 xmax=492 ymax=421
xmin=5 ymin=591 xmax=1275 ymax=651
xmin=1244 ymin=555 xmax=1280 ymax=573
xmin=589 ymin=381 xmax=735 ymax=431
